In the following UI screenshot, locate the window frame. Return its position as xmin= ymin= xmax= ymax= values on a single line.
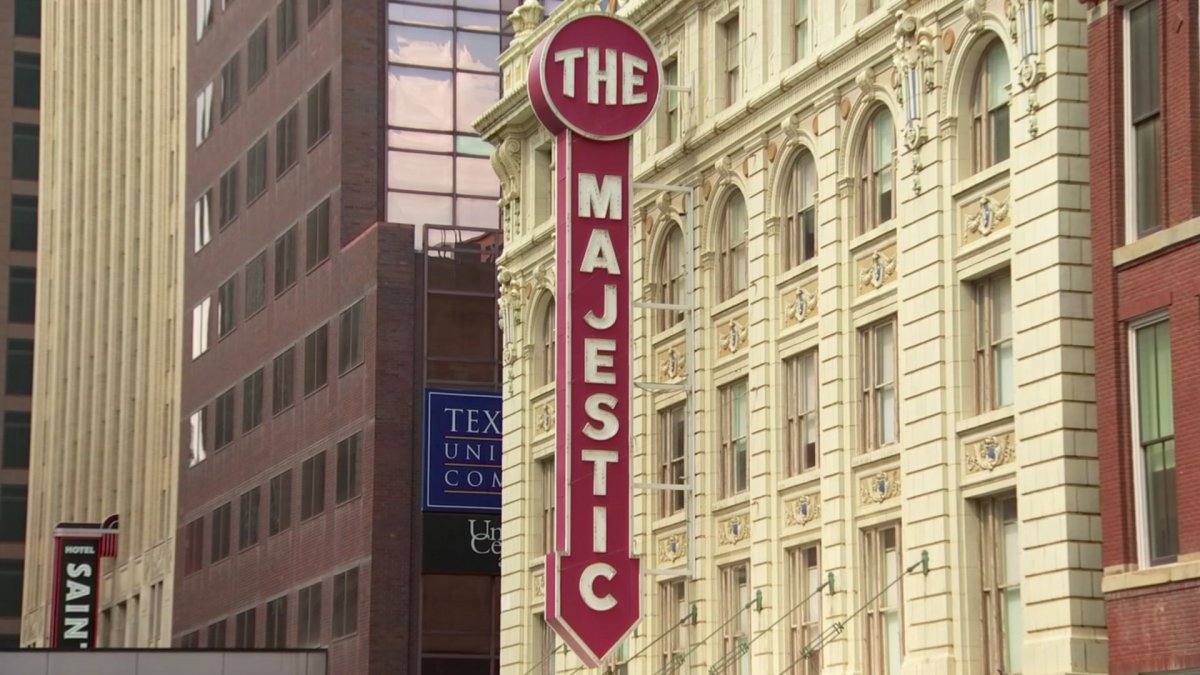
xmin=717 ymin=190 xmax=749 ymax=302
xmin=970 ymin=39 xmax=1012 ymax=174
xmin=214 ymin=387 xmax=236 ymax=450
xmin=719 ymin=561 xmax=751 ymax=675
xmin=332 ymin=567 xmax=359 ymax=638
xmin=1128 ymin=312 xmax=1179 ymax=567
xmin=306 ymin=73 xmax=332 ymax=148
xmin=972 ymin=271 xmax=1014 ymax=414
xmin=335 ymin=432 xmax=361 ymax=503
xmin=247 ymin=21 xmax=270 ymax=88
xmin=296 ymin=582 xmax=321 ymax=647
xmin=265 ymin=596 xmax=288 ymax=648
xmin=276 ymin=105 xmax=300 ymax=178
xmin=217 ymin=276 xmax=237 ymax=338
xmin=859 ymin=317 xmax=898 ymax=451
xmin=654 ymin=224 xmax=686 ymax=332
xmin=538 ymin=457 xmax=555 ymax=555
xmin=790 ymin=0 xmax=812 ymax=65
xmin=659 ymin=579 xmax=688 ymax=672
xmin=786 ymin=543 xmax=822 ymax=675
xmin=277 ymin=0 xmax=299 ymax=58
xmin=13 ymin=51 xmax=40 ymax=109
xmin=234 ymin=608 xmax=256 ymax=648
xmin=246 ymin=134 xmax=269 ymax=203
xmin=220 ymin=53 xmax=241 ymax=120
xmin=303 ymin=324 xmax=329 ymax=395
xmin=242 ymin=368 xmax=264 ymax=432
xmin=862 ymin=522 xmax=903 ymax=675
xmin=1122 ymin=0 xmax=1163 ymax=242
xmin=274 ymin=225 xmax=298 ymax=295
xmin=978 ymin=493 xmax=1022 ymax=675
xmin=300 ymin=451 xmax=326 ymax=520
xmin=720 ymin=13 xmax=742 ymax=108
xmin=657 ymin=404 xmax=686 ymax=517
xmin=781 ymin=150 xmax=818 ymax=269
xmin=244 ymin=250 xmax=268 ymax=317
xmin=268 ymin=470 xmax=293 ymax=535
xmin=538 ymin=299 xmax=556 ymax=386
xmin=273 ymin=346 xmax=296 ymax=414
xmin=305 ymin=198 xmax=331 ymax=271
xmin=718 ymin=378 xmax=749 ymax=498
xmin=783 ymin=349 xmax=819 ymax=476
xmin=338 ymin=300 xmax=364 ymax=374
xmin=857 ymin=108 xmax=896 ymax=234
xmin=210 ymin=502 xmax=232 ymax=563
xmin=238 ymin=486 xmax=261 ymax=550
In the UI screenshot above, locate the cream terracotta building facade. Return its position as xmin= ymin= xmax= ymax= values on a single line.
xmin=477 ymin=0 xmax=1104 ymax=674
xmin=20 ymin=0 xmax=185 ymax=648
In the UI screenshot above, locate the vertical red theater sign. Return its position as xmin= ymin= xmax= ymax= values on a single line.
xmin=528 ymin=12 xmax=661 ymax=667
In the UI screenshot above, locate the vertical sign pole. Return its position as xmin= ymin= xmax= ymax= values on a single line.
xmin=527 ymin=12 xmax=662 ymax=668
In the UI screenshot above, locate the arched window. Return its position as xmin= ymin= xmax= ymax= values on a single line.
xmin=655 ymin=225 xmax=686 ymax=332
xmin=539 ymin=299 xmax=555 ymax=386
xmin=971 ymin=39 xmax=1011 ymax=173
xmin=858 ymin=109 xmax=895 ymax=233
xmin=717 ymin=191 xmax=749 ymax=302
xmin=782 ymin=151 xmax=818 ymax=269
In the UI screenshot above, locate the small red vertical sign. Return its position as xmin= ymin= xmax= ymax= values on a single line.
xmin=527 ymin=11 xmax=662 ymax=668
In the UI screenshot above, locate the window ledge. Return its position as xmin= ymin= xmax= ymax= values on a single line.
xmin=850 ymin=443 xmax=901 ymax=469
xmin=849 ymin=220 xmax=897 ymax=254
xmin=1102 ymin=558 xmax=1200 ymax=594
xmin=776 ymin=258 xmax=818 ymax=288
xmin=950 ymin=161 xmax=1011 ymax=200
xmin=711 ymin=494 xmax=751 ymax=514
xmin=1113 ymin=216 xmax=1200 ymax=268
xmin=955 ymin=407 xmax=1015 ymax=436
xmin=778 ymin=470 xmax=820 ymax=492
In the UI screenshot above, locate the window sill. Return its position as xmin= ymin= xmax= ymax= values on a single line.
xmin=778 ymin=469 xmax=820 ymax=492
xmin=303 ymin=383 xmax=329 ymax=400
xmin=274 ymin=281 xmax=297 ymax=299
xmin=776 ymin=257 xmax=818 ymax=287
xmin=246 ymin=189 xmax=267 ymax=210
xmin=711 ymin=293 xmax=749 ymax=320
xmin=951 ymin=161 xmax=1011 ymax=200
xmin=276 ymin=161 xmax=299 ymax=183
xmin=272 ymin=403 xmax=294 ymax=418
xmin=651 ymin=322 xmax=686 ymax=347
xmin=308 ymin=130 xmax=332 ymax=153
xmin=849 ymin=219 xmax=897 ymax=253
xmin=338 ymin=360 xmax=365 ymax=378
xmin=1102 ymin=558 xmax=1200 ymax=594
xmin=335 ymin=493 xmax=363 ymax=508
xmin=1113 ymin=216 xmax=1200 ymax=269
xmin=850 ymin=442 xmax=901 ymax=469
xmin=306 ymin=257 xmax=330 ymax=276
xmin=651 ymin=511 xmax=688 ymax=530
xmin=711 ymin=493 xmax=751 ymax=514
xmin=245 ymin=304 xmax=266 ymax=322
xmin=955 ymin=406 xmax=1014 ymax=436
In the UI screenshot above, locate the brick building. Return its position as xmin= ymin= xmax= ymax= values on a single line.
xmin=178 ymin=1 xmax=514 ymax=673
xmin=1086 ymin=0 xmax=1200 ymax=673
xmin=0 ymin=0 xmax=39 ymax=648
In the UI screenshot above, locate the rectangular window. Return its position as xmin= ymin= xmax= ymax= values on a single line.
xmin=787 ymin=544 xmax=822 ymax=675
xmin=332 ymin=568 xmax=359 ymax=638
xmin=12 ymin=124 xmax=39 ymax=180
xmin=183 ymin=518 xmax=204 ymax=574
xmin=273 ymin=347 xmax=296 ymax=413
xmin=274 ymin=225 xmax=298 ymax=294
xmin=3 ymin=412 xmax=32 ymax=469
xmin=210 ymin=502 xmax=232 ymax=562
xmin=538 ymin=457 xmax=555 ymax=554
xmin=220 ymin=54 xmax=241 ymax=119
xmin=721 ymin=14 xmax=741 ymax=107
xmin=719 ymin=562 xmax=751 ymax=675
xmin=191 ymin=299 xmax=211 ymax=359
xmin=336 ymin=433 xmax=361 ymax=503
xmin=658 ymin=405 xmax=686 ymax=516
xmin=784 ymin=350 xmax=819 ymax=475
xmin=1126 ymin=0 xmax=1161 ymax=239
xmin=1131 ymin=317 xmax=1178 ymax=565
xmin=15 ymin=0 xmax=41 ymax=36
xmin=244 ymin=251 xmax=267 ymax=316
xmin=305 ymin=198 xmax=331 ymax=270
xmin=659 ymin=580 xmax=688 ymax=672
xmin=242 ymin=368 xmax=264 ymax=432
xmin=217 ymin=276 xmax=237 ymax=337
xmin=859 ymin=318 xmax=898 ymax=451
xmin=536 ymin=614 xmax=557 ymax=675
xmin=246 ymin=135 xmax=268 ymax=202
xmin=266 ymin=596 xmax=288 ymax=648
xmin=719 ymin=379 xmax=749 ymax=497
xmin=973 ymin=272 xmax=1013 ymax=413
xmin=234 ymin=608 xmax=256 ymax=648
xmin=307 ymin=73 xmax=332 ymax=148
xmin=301 ymin=452 xmax=326 ymax=520
xmin=193 ymin=190 xmax=213 ymax=252
xmin=338 ymin=300 xmax=364 ymax=374
xmin=239 ymin=487 xmax=261 ymax=550
xmin=297 ymin=582 xmax=321 ymax=647
xmin=792 ymin=0 xmax=811 ymax=63
xmin=979 ymin=494 xmax=1022 ymax=675
xmin=195 ymin=83 xmax=214 ymax=147
xmin=662 ymin=58 xmax=680 ymax=146
xmin=308 ymin=0 xmax=331 ymax=24
xmin=10 ymin=195 xmax=37 ymax=251
xmin=303 ymin=324 xmax=329 ymax=395
xmin=207 ymin=620 xmax=227 ymax=648
xmin=863 ymin=523 xmax=902 ymax=675
xmin=277 ymin=0 xmax=299 ymax=57
xmin=5 ymin=339 xmax=33 ymax=396
xmin=215 ymin=387 xmax=236 ymax=449
xmin=188 ymin=408 xmax=208 ymax=467
xmin=8 ymin=267 xmax=36 ymax=323
xmin=180 ymin=631 xmax=200 ymax=649
xmin=13 ymin=52 xmax=40 ymax=109
xmin=0 ymin=484 xmax=28 ymax=542
xmin=0 ymin=559 xmax=24 ymax=618
xmin=276 ymin=105 xmax=299 ymax=177
xmin=219 ymin=164 xmax=240 ymax=227
xmin=269 ymin=470 xmax=293 ymax=535
xmin=247 ymin=21 xmax=270 ymax=87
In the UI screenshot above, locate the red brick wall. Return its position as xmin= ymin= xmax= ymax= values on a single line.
xmin=1089 ymin=0 xmax=1200 ymax=672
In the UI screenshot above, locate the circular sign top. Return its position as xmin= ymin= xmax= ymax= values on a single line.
xmin=528 ymin=13 xmax=662 ymax=141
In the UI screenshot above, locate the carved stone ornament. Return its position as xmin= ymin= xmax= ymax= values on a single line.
xmin=860 ymin=470 xmax=901 ymax=505
xmin=1007 ymin=0 xmax=1054 ymax=137
xmin=962 ymin=0 xmax=986 ymax=32
xmin=855 ymin=66 xmax=876 ymax=101
xmin=784 ymin=286 xmax=818 ymax=326
xmin=533 ymin=570 xmax=546 ymax=598
xmin=718 ymin=514 xmax=751 ymax=546
xmin=660 ymin=347 xmax=686 ymax=380
xmin=892 ymin=11 xmax=936 ymax=152
xmin=859 ymin=250 xmax=898 ymax=291
xmin=964 ymin=195 xmax=1011 ymax=239
xmin=785 ymin=494 xmax=821 ymax=527
xmin=719 ymin=319 xmax=749 ymax=355
xmin=658 ymin=534 xmax=687 ymax=564
xmin=966 ymin=434 xmax=1015 ymax=473
xmin=509 ymin=0 xmax=545 ymax=39
xmin=535 ymin=402 xmax=555 ymax=433
xmin=713 ymin=155 xmax=737 ymax=187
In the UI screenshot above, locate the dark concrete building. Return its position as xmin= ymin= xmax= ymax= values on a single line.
xmin=1086 ymin=0 xmax=1200 ymax=673
xmin=177 ymin=1 xmax=517 ymax=672
xmin=0 ymin=0 xmax=40 ymax=648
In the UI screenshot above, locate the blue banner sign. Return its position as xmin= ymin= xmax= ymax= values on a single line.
xmin=423 ymin=389 xmax=503 ymax=513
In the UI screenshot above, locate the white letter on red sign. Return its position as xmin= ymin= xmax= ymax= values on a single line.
xmin=583 ymin=394 xmax=618 ymax=441
xmin=622 ymin=55 xmax=648 ymax=104
xmin=580 ymin=563 xmax=617 ymax=611
xmin=584 ymin=339 xmax=616 ymax=384
xmin=585 ymin=286 xmax=618 ymax=330
xmin=554 ymin=48 xmax=585 ymax=98
xmin=581 ymin=449 xmax=618 ymax=496
xmin=587 ymin=48 xmax=618 ymax=105
xmin=578 ymin=174 xmax=623 ymax=222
